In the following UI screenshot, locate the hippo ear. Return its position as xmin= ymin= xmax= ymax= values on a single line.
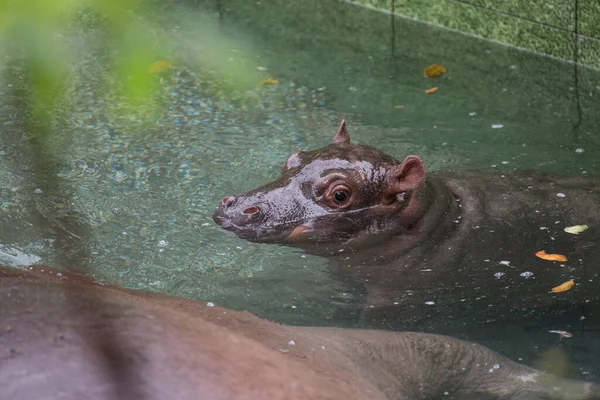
xmin=387 ymin=156 xmax=426 ymax=194
xmin=332 ymin=120 xmax=350 ymax=145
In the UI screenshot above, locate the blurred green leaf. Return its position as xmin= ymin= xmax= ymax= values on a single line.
xmin=0 ymin=0 xmax=261 ymax=136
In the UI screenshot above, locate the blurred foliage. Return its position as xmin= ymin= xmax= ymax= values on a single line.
xmin=0 ymin=0 xmax=260 ymax=137
xmin=1 ymin=0 xmax=149 ymax=120
xmin=0 ymin=0 xmax=263 ymax=267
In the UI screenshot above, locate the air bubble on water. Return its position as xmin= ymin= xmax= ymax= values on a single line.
xmin=157 ymin=240 xmax=168 ymax=247
xmin=494 ymin=272 xmax=505 ymax=279
xmin=488 ymin=364 xmax=500 ymax=373
xmin=556 ymin=193 xmax=566 ymax=198
xmin=206 ymin=302 xmax=215 ymax=307
xmin=491 ymin=124 xmax=504 ymax=129
xmin=520 ymin=271 xmax=534 ymax=278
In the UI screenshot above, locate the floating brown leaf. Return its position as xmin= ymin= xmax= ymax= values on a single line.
xmin=425 ymin=87 xmax=439 ymax=94
xmin=147 ymin=60 xmax=172 ymax=74
xmin=551 ymin=279 xmax=574 ymax=293
xmin=535 ymin=250 xmax=567 ymax=262
xmin=423 ymin=64 xmax=447 ymax=78
xmin=259 ymin=77 xmax=279 ymax=85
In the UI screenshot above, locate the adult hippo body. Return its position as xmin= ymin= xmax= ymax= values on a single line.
xmin=213 ymin=121 xmax=600 ymax=333
xmin=3 ymin=265 xmax=600 ymax=400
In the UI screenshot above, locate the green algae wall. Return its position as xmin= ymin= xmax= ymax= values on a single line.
xmin=348 ymin=0 xmax=600 ymax=69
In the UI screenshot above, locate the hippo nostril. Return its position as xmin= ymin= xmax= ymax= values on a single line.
xmin=243 ymin=206 xmax=260 ymax=215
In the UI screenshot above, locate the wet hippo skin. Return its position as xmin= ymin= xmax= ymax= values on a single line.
xmin=1 ymin=265 xmax=599 ymax=400
xmin=213 ymin=121 xmax=600 ymax=332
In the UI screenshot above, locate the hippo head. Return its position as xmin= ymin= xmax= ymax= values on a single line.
xmin=213 ymin=121 xmax=428 ymax=253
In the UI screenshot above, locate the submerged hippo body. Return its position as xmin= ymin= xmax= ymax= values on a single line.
xmin=1 ymin=264 xmax=600 ymax=400
xmin=213 ymin=121 xmax=600 ymax=332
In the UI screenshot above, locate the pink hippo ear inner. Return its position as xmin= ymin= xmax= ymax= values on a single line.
xmin=332 ymin=119 xmax=350 ymax=145
xmin=387 ymin=155 xmax=426 ymax=195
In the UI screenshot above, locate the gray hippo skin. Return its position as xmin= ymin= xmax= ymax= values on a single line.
xmin=213 ymin=121 xmax=600 ymax=331
xmin=1 ymin=265 xmax=599 ymax=400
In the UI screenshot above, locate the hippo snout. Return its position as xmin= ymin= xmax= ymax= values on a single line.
xmin=213 ymin=195 xmax=263 ymax=232
xmin=212 ymin=188 xmax=309 ymax=244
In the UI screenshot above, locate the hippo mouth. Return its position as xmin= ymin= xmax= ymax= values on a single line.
xmin=212 ymin=203 xmax=386 ymax=247
xmin=212 ymin=210 xmax=301 ymax=243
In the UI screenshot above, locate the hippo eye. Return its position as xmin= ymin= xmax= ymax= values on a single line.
xmin=322 ymin=182 xmax=352 ymax=209
xmin=334 ymin=191 xmax=348 ymax=202
xmin=329 ymin=184 xmax=351 ymax=206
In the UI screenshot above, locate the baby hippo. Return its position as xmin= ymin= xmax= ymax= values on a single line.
xmin=1 ymin=264 xmax=599 ymax=400
xmin=214 ymin=121 xmax=600 ymax=330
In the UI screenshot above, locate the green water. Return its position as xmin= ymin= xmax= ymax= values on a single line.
xmin=1 ymin=0 xmax=599 ymax=379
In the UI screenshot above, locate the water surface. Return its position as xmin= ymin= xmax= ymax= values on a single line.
xmin=1 ymin=0 xmax=599 ymax=380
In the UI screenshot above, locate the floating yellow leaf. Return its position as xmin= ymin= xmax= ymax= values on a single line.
xmin=564 ymin=225 xmax=588 ymax=235
xmin=259 ymin=77 xmax=279 ymax=85
xmin=425 ymin=87 xmax=438 ymax=94
xmin=147 ymin=60 xmax=172 ymax=74
xmin=394 ymin=105 xmax=404 ymax=109
xmin=423 ymin=64 xmax=447 ymax=78
xmin=535 ymin=250 xmax=567 ymax=262
xmin=551 ymin=279 xmax=575 ymax=293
